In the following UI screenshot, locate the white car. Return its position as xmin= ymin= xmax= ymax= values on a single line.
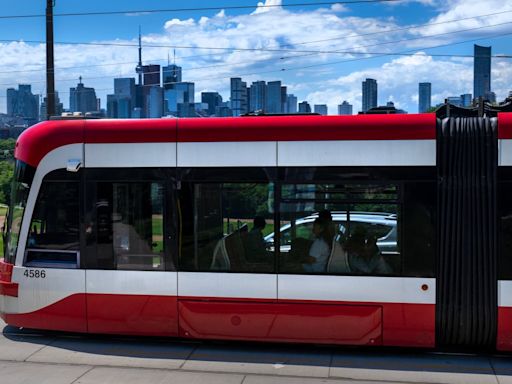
xmin=264 ymin=211 xmax=398 ymax=256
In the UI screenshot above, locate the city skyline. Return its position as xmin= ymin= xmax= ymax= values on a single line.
xmin=0 ymin=0 xmax=510 ymax=115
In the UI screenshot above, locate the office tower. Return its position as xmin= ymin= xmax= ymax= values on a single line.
xmin=6 ymin=84 xmax=39 ymax=120
xmin=281 ymin=86 xmax=287 ymax=113
xmin=286 ymin=94 xmax=297 ymax=113
xmin=40 ymin=92 xmax=63 ymax=120
xmin=148 ymin=86 xmax=164 ymax=118
xmin=165 ymin=82 xmax=194 ymax=114
xmin=70 ymin=77 xmax=98 ymax=114
xmin=461 ymin=93 xmax=472 ymax=107
xmin=337 ymin=101 xmax=353 ymax=115
xmin=230 ymin=77 xmax=248 ymax=116
xmin=447 ymin=96 xmax=463 ymax=107
xmin=107 ymin=78 xmax=137 ymax=118
xmin=485 ymin=91 xmax=496 ymax=103
xmin=266 ymin=81 xmax=282 ymax=113
xmin=142 ymin=64 xmax=160 ymax=87
xmin=298 ymin=101 xmax=311 ymax=113
xmin=314 ymin=104 xmax=328 ymax=115
xmin=202 ymin=92 xmax=223 ymax=116
xmin=418 ymin=82 xmax=431 ymax=113
xmin=162 ymin=64 xmax=182 ymax=89
xmin=474 ymin=44 xmax=491 ymax=100
xmin=249 ymin=81 xmax=266 ymax=112
xmin=215 ymin=104 xmax=233 ymax=117
xmin=362 ymin=78 xmax=378 ymax=112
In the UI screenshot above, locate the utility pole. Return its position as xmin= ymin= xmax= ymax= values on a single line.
xmin=46 ymin=0 xmax=55 ymax=120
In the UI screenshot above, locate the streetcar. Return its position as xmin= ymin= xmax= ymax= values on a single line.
xmin=0 ymin=113 xmax=511 ymax=350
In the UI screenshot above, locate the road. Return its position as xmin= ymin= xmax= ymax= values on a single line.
xmin=1 ymin=318 xmax=512 ymax=384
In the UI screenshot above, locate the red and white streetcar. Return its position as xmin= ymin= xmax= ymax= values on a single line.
xmin=1 ymin=113 xmax=511 ymax=350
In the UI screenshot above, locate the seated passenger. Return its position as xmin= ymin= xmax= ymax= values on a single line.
xmin=345 ymin=226 xmax=392 ymax=275
xmin=244 ymin=216 xmax=269 ymax=262
xmin=302 ymin=218 xmax=332 ymax=273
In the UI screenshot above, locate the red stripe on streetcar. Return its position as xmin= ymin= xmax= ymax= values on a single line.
xmin=1 ymin=292 xmax=435 ymax=347
xmin=0 ymin=281 xmax=18 ymax=297
xmin=498 ymin=113 xmax=512 ymax=139
xmin=177 ymin=114 xmax=437 ymax=142
xmin=15 ymin=114 xmax=437 ymax=167
xmin=0 ymin=260 xmax=14 ymax=282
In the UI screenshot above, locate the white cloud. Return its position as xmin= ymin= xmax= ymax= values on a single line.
xmin=0 ymin=0 xmax=511 ymax=114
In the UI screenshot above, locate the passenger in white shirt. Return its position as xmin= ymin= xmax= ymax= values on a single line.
xmin=302 ymin=218 xmax=332 ymax=272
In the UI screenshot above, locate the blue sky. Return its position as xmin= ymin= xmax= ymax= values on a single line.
xmin=0 ymin=0 xmax=511 ymax=114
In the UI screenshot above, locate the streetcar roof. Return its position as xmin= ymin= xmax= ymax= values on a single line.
xmin=15 ymin=114 xmax=439 ymax=168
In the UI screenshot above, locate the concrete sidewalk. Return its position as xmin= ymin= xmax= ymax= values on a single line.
xmin=1 ymin=319 xmax=512 ymax=384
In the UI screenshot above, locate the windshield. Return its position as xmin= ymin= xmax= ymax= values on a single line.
xmin=4 ymin=160 xmax=35 ymax=263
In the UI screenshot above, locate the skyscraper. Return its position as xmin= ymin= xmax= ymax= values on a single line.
xmin=418 ymin=82 xmax=431 ymax=113
xmin=362 ymin=78 xmax=377 ymax=112
xmin=286 ymin=94 xmax=297 ymax=113
xmin=266 ymin=81 xmax=282 ymax=113
xmin=162 ymin=64 xmax=182 ymax=89
xmin=250 ymin=81 xmax=266 ymax=112
xmin=298 ymin=101 xmax=311 ymax=113
xmin=230 ymin=78 xmax=248 ymax=116
xmin=70 ymin=77 xmax=98 ymax=114
xmin=6 ymin=84 xmax=39 ymax=120
xmin=474 ymin=44 xmax=491 ymax=100
xmin=314 ymin=104 xmax=328 ymax=115
xmin=165 ymin=82 xmax=194 ymax=114
xmin=201 ymin=92 xmax=223 ymax=116
xmin=337 ymin=101 xmax=353 ymax=115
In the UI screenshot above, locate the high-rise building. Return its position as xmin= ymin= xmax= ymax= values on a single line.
xmin=337 ymin=101 xmax=353 ymax=115
xmin=281 ymin=86 xmax=287 ymax=113
xmin=162 ymin=64 xmax=182 ymax=89
xmin=447 ymin=96 xmax=463 ymax=107
xmin=418 ymin=82 xmax=431 ymax=113
xmin=40 ymin=92 xmax=63 ymax=120
xmin=286 ymin=94 xmax=297 ymax=113
xmin=362 ymin=78 xmax=377 ymax=112
xmin=107 ymin=78 xmax=136 ymax=118
xmin=474 ymin=44 xmax=491 ymax=100
xmin=6 ymin=84 xmax=39 ymax=120
xmin=165 ymin=82 xmax=194 ymax=114
xmin=314 ymin=104 xmax=328 ymax=115
xmin=143 ymin=64 xmax=160 ymax=87
xmin=266 ymin=81 xmax=282 ymax=113
xmin=201 ymin=92 xmax=223 ymax=116
xmin=70 ymin=77 xmax=98 ymax=114
xmin=230 ymin=77 xmax=248 ymax=116
xmin=114 ymin=78 xmax=136 ymax=100
xmin=461 ymin=93 xmax=472 ymax=107
xmin=250 ymin=81 xmax=266 ymax=112
xmin=298 ymin=101 xmax=311 ymax=113
xmin=148 ymin=86 xmax=164 ymax=118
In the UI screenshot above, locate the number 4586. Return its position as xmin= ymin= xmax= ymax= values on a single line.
xmin=24 ymin=269 xmax=46 ymax=278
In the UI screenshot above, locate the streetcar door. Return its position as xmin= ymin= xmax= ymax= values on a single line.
xmin=15 ymin=166 xmax=87 ymax=333
xmin=84 ymin=169 xmax=178 ymax=336
xmin=177 ymin=169 xmax=278 ymax=340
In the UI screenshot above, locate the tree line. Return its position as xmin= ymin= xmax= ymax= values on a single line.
xmin=0 ymin=139 xmax=15 ymax=205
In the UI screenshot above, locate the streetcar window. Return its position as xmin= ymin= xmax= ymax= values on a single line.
xmin=277 ymin=183 xmax=400 ymax=275
xmin=5 ymin=160 xmax=35 ymax=264
xmin=86 ymin=181 xmax=166 ymax=271
xmin=180 ymin=181 xmax=275 ymax=273
xmin=25 ymin=178 xmax=80 ymax=268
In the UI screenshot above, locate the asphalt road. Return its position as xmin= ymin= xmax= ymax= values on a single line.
xmin=1 ymin=318 xmax=512 ymax=384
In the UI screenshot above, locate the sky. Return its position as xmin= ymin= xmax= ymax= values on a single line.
xmin=0 ymin=0 xmax=511 ymax=114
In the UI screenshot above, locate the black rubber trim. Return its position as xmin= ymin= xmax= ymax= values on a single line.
xmin=436 ymin=117 xmax=497 ymax=348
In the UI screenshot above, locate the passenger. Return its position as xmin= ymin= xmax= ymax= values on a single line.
xmin=302 ymin=218 xmax=332 ymax=272
xmin=319 ymin=209 xmax=336 ymax=242
xmin=345 ymin=226 xmax=392 ymax=275
xmin=244 ymin=216 xmax=269 ymax=262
